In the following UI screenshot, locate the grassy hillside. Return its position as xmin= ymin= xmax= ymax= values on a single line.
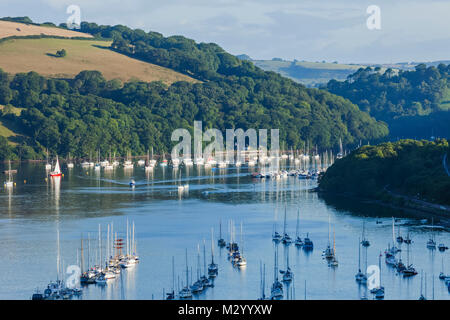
xmin=319 ymin=139 xmax=450 ymax=205
xmin=0 ymin=20 xmax=92 ymax=39
xmin=0 ymin=19 xmax=389 ymax=160
xmin=0 ymin=106 xmax=24 ymax=145
xmin=0 ymin=38 xmax=197 ymax=84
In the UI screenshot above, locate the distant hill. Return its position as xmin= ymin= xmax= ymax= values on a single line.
xmin=236 ymin=56 xmax=364 ymax=86
xmin=0 ymin=37 xmax=197 ymax=84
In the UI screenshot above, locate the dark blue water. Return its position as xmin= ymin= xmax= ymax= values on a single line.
xmin=0 ymin=162 xmax=448 ymax=300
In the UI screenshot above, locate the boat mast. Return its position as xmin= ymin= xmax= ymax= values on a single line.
xmin=80 ymin=235 xmax=84 ymax=274
xmin=358 ymin=237 xmax=361 ymax=271
xmin=211 ymin=228 xmax=215 ymax=264
xmin=185 ymin=248 xmax=189 ymax=288
xmin=56 ymin=227 xmax=60 ymax=281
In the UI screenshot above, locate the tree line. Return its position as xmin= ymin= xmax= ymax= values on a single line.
xmin=318 ymin=139 xmax=450 ymax=205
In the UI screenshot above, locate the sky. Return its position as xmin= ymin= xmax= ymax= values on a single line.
xmin=1 ymin=0 xmax=450 ymax=64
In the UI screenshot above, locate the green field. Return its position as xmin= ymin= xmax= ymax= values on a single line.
xmin=0 ymin=106 xmax=24 ymax=144
xmin=0 ymin=38 xmax=198 ymax=84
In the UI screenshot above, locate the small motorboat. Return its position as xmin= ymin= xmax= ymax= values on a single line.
xmin=179 ymin=287 xmax=192 ymax=299
xmin=438 ymin=243 xmax=448 ymax=252
xmin=303 ymin=234 xmax=314 ymax=250
xmin=272 ymin=231 xmax=282 ymax=243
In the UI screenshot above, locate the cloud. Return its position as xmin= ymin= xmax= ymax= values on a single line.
xmin=0 ymin=0 xmax=448 ymax=63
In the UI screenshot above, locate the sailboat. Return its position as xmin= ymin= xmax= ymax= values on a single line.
xmin=371 ymin=253 xmax=385 ymax=299
xmin=208 ymin=229 xmax=218 ymax=277
xmin=179 ymin=249 xmax=192 ymax=299
xmin=323 ymin=216 xmax=334 ymax=260
xmin=389 ymin=217 xmax=401 ymax=254
xmin=329 ymin=229 xmax=338 ymax=267
xmin=403 ymin=229 xmax=412 ymax=244
xmin=235 ymin=222 xmax=247 ymax=268
xmin=419 ymin=271 xmax=426 ymax=300
xmin=160 ymin=152 xmax=168 ymax=167
xmin=145 ymin=150 xmax=153 ymax=172
xmin=50 ymin=156 xmax=62 ymax=177
xmin=4 ymin=160 xmax=14 ymax=188
xmin=270 ymin=246 xmax=283 ymax=300
xmin=426 ymin=218 xmax=436 ymax=249
xmin=137 ymin=156 xmax=145 ymax=166
xmin=67 ymin=153 xmax=74 ymax=169
xmin=336 ymin=138 xmax=344 ymax=159
xmin=361 ymin=222 xmax=370 ymax=247
xmin=45 ymin=149 xmax=52 ymax=170
xmin=217 ymin=220 xmax=226 ymax=248
xmin=401 ymin=238 xmax=418 ymax=277
xmin=258 ymin=262 xmax=267 ymax=300
xmin=149 ymin=147 xmax=157 ymax=167
xmin=166 ymin=256 xmax=176 ymax=300
xmin=200 ymin=241 xmax=213 ymax=287
xmin=294 ymin=209 xmax=303 ymax=247
xmin=355 ymin=238 xmax=367 ymax=283
xmin=123 ymin=152 xmax=133 ymax=170
xmin=281 ymin=208 xmax=292 ymax=245
xmin=396 ymin=225 xmax=404 ymax=243
xmin=272 ymin=222 xmax=282 ymax=243
xmin=280 ymin=247 xmax=293 ymax=282
xmin=190 ymin=245 xmax=204 ymax=293
xmin=303 ymin=233 xmax=313 ymax=250
xmin=104 ymin=151 xmax=114 ymax=171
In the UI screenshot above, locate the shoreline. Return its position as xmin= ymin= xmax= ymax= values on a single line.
xmin=316 ymin=188 xmax=450 ymax=228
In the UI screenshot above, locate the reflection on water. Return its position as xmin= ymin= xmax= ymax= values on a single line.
xmin=0 ymin=162 xmax=448 ymax=300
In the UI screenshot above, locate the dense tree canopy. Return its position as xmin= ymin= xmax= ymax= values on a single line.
xmin=326 ymin=65 xmax=450 ymax=138
xmin=319 ymin=139 xmax=450 ymax=205
xmin=0 ymin=18 xmax=389 ymax=160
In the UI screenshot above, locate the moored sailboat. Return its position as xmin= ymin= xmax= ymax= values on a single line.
xmin=50 ymin=156 xmax=62 ymax=177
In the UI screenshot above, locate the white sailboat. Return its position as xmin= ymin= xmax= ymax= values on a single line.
xmin=67 ymin=153 xmax=74 ymax=169
xmin=50 ymin=156 xmax=62 ymax=177
xmin=4 ymin=160 xmax=14 ymax=188
xmin=145 ymin=150 xmax=153 ymax=172
xmin=45 ymin=149 xmax=52 ymax=170
xmin=123 ymin=151 xmax=134 ymax=169
xmin=235 ymin=222 xmax=247 ymax=268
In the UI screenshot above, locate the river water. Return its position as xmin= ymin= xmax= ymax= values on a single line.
xmin=0 ymin=162 xmax=448 ymax=300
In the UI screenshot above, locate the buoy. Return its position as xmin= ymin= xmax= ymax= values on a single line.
xmin=45 ymin=178 xmax=48 ymax=182
xmin=24 ymin=180 xmax=26 ymax=184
